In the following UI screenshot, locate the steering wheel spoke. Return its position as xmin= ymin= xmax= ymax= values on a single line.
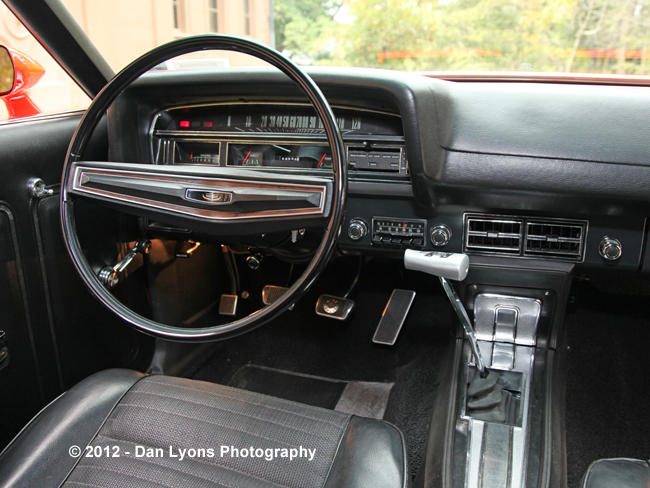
xmin=67 ymin=160 xmax=332 ymax=225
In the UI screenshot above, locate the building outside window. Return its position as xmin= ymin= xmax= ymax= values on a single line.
xmin=173 ymin=0 xmax=187 ymax=33
xmin=244 ymin=0 xmax=251 ymax=35
xmin=208 ymin=0 xmax=219 ymax=33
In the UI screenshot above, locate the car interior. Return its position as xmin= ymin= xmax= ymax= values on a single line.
xmin=0 ymin=1 xmax=649 ymax=488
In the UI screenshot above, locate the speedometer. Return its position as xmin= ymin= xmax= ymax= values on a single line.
xmin=227 ymin=143 xmax=331 ymax=170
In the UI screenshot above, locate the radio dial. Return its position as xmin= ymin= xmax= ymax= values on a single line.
xmin=430 ymin=224 xmax=452 ymax=247
xmin=348 ymin=219 xmax=368 ymax=241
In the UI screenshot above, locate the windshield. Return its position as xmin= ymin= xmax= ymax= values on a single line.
xmin=46 ymin=1 xmax=650 ymax=76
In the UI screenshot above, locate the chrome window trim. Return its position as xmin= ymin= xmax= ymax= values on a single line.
xmin=0 ymin=109 xmax=86 ymax=127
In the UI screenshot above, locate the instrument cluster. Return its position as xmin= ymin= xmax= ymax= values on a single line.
xmin=151 ymin=103 xmax=408 ymax=176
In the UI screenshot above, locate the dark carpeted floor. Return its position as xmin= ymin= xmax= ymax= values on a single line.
xmin=190 ymin=257 xmax=454 ymax=481
xmin=565 ymin=286 xmax=650 ymax=487
xmin=228 ymin=364 xmax=348 ymax=409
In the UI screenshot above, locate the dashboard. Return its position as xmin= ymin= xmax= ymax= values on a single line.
xmin=106 ymin=68 xmax=650 ymax=276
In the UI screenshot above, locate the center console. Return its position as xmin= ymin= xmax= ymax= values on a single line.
xmin=409 ymin=253 xmax=572 ymax=488
xmin=458 ymin=293 xmax=542 ymax=488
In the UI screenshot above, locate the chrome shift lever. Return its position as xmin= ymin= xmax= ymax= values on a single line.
xmin=404 ymin=250 xmax=488 ymax=377
xmin=438 ymin=276 xmax=488 ymax=377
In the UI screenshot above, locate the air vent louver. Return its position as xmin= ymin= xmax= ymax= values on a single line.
xmin=524 ymin=222 xmax=585 ymax=259
xmin=466 ymin=217 xmax=522 ymax=253
xmin=464 ymin=214 xmax=587 ymax=261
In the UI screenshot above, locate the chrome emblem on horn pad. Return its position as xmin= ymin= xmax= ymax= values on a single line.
xmin=184 ymin=189 xmax=233 ymax=205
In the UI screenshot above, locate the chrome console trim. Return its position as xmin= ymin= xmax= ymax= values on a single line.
xmin=461 ymin=344 xmax=535 ymax=488
xmin=474 ymin=294 xmax=542 ymax=346
xmin=455 ymin=293 xmax=542 ymax=488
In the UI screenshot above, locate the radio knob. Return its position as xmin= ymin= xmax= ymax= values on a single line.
xmin=348 ymin=219 xmax=368 ymax=241
xmin=430 ymin=224 xmax=452 ymax=247
xmin=599 ymin=236 xmax=622 ymax=261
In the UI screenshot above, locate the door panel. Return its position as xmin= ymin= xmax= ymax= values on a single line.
xmin=0 ymin=205 xmax=42 ymax=445
xmin=0 ymin=113 xmax=151 ymax=447
xmin=35 ymin=194 xmax=149 ymax=387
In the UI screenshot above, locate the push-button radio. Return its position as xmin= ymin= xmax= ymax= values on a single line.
xmin=371 ymin=217 xmax=427 ymax=249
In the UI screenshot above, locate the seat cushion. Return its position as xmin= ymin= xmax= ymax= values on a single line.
xmin=0 ymin=369 xmax=407 ymax=488
xmin=581 ymin=458 xmax=650 ymax=488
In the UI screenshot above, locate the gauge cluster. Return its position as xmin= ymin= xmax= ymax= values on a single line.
xmin=151 ymin=103 xmax=409 ymax=177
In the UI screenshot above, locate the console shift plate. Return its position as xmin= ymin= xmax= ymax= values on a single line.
xmin=474 ymin=294 xmax=542 ymax=346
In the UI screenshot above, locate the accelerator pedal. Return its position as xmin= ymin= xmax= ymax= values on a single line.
xmin=372 ymin=289 xmax=416 ymax=346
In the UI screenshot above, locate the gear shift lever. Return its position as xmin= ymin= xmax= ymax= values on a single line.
xmin=404 ymin=250 xmax=489 ymax=377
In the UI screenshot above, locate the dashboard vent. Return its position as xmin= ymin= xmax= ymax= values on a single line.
xmin=524 ymin=221 xmax=585 ymax=259
xmin=465 ymin=217 xmax=523 ymax=253
xmin=464 ymin=214 xmax=587 ymax=261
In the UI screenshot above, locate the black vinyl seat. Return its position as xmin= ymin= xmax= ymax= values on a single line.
xmin=581 ymin=458 xmax=650 ymax=488
xmin=0 ymin=369 xmax=408 ymax=488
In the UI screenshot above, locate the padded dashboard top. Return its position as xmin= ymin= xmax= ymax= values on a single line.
xmin=433 ymin=81 xmax=650 ymax=167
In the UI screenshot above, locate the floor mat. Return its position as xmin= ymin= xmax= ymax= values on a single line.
xmin=230 ymin=364 xmax=393 ymax=419
xmin=190 ymin=258 xmax=454 ymax=480
xmin=565 ymin=287 xmax=650 ymax=488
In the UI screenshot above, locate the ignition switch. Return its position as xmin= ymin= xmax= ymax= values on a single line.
xmin=246 ymin=253 xmax=263 ymax=270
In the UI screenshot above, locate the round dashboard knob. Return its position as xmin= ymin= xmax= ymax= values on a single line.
xmin=599 ymin=236 xmax=623 ymax=261
xmin=347 ymin=218 xmax=368 ymax=241
xmin=430 ymin=224 xmax=452 ymax=247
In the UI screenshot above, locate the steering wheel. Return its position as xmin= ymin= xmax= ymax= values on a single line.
xmin=60 ymin=35 xmax=347 ymax=341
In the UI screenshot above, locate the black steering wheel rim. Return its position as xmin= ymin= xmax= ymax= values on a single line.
xmin=60 ymin=35 xmax=347 ymax=341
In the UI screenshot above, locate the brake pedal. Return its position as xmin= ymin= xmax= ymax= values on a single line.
xmin=372 ymin=289 xmax=416 ymax=346
xmin=262 ymin=285 xmax=288 ymax=305
xmin=315 ymin=294 xmax=355 ymax=321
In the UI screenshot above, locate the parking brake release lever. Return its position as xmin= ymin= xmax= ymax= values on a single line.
xmin=404 ymin=250 xmax=488 ymax=377
xmin=98 ymin=240 xmax=151 ymax=289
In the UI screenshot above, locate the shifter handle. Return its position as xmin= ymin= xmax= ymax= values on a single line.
xmin=404 ymin=249 xmax=488 ymax=377
xmin=404 ymin=250 xmax=469 ymax=281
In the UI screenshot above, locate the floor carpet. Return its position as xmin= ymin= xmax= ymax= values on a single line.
xmin=230 ymin=364 xmax=394 ymax=418
xmin=565 ymin=286 xmax=650 ymax=487
xmin=190 ymin=258 xmax=455 ymax=481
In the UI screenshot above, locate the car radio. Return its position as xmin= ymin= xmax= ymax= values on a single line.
xmin=371 ymin=217 xmax=426 ymax=249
